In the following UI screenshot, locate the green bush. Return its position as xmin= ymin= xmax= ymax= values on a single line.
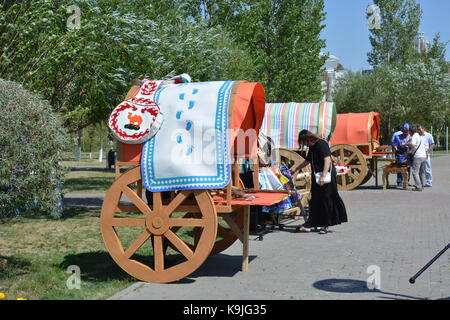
xmin=0 ymin=79 xmax=69 ymax=218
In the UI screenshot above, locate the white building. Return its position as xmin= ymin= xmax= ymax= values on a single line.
xmin=413 ymin=32 xmax=430 ymax=55
xmin=320 ymin=53 xmax=347 ymax=102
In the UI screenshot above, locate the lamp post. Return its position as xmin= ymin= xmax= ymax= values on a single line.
xmin=324 ymin=55 xmax=339 ymax=102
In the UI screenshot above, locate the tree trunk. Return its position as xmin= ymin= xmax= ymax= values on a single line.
xmin=76 ymin=129 xmax=82 ymax=162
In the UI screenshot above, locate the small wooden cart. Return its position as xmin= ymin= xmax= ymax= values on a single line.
xmin=261 ymin=106 xmax=392 ymax=191
xmin=329 ymin=112 xmax=391 ymax=190
xmin=101 ymin=81 xmax=289 ymax=283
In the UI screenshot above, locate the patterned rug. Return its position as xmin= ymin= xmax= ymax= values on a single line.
xmin=141 ymin=81 xmax=236 ymax=192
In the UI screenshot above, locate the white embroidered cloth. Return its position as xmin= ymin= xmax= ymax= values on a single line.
xmin=141 ymin=81 xmax=235 ymax=192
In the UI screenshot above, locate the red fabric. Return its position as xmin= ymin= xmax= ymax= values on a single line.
xmin=213 ymin=192 xmax=289 ymax=206
xmin=229 ymin=82 xmax=266 ymax=158
xmin=330 ymin=112 xmax=380 ymax=145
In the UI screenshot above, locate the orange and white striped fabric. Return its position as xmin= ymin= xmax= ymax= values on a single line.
xmin=260 ymin=102 xmax=336 ymax=149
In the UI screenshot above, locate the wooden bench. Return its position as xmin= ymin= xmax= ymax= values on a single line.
xmin=382 ymin=164 xmax=409 ymax=190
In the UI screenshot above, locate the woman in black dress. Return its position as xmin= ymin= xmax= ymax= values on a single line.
xmin=290 ymin=130 xmax=347 ymax=234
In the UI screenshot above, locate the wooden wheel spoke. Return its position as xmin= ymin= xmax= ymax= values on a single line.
xmin=341 ymin=172 xmax=347 ymax=187
xmin=165 ymin=230 xmax=194 ymax=259
xmin=124 ymin=230 xmax=151 ymax=259
xmin=153 ymin=235 xmax=164 ymax=272
xmin=347 ymin=170 xmax=358 ymax=181
xmin=152 ymin=192 xmax=163 ymax=211
xmin=123 ymin=186 xmax=152 ymax=216
xmin=169 ymin=218 xmax=205 ymax=227
xmin=164 ymin=191 xmax=191 ymax=216
xmin=339 ymin=148 xmax=345 ymax=164
xmin=112 ymin=218 xmax=146 ymax=227
xmin=344 ymin=152 xmax=357 ymax=165
xmin=169 ymin=213 xmax=193 ymax=233
xmin=222 ymin=213 xmax=243 ymax=243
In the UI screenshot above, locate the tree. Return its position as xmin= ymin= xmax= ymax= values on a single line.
xmin=0 ymin=79 xmax=69 ymax=218
xmin=0 ymin=0 xmax=252 ymax=132
xmin=367 ymin=0 xmax=422 ymax=67
xmin=0 ymin=0 xmax=254 ymax=159
xmin=183 ymin=0 xmax=245 ymax=26
xmin=333 ymin=61 xmax=450 ymax=143
xmin=185 ymin=0 xmax=327 ymax=102
xmin=423 ymin=33 xmax=450 ymax=73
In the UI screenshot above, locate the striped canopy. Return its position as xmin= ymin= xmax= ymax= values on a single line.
xmin=260 ymin=102 xmax=336 ymax=149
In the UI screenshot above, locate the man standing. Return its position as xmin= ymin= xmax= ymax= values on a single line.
xmin=392 ymin=123 xmax=411 ymax=187
xmin=407 ymin=125 xmax=427 ymax=191
xmin=419 ymin=126 xmax=435 ymax=187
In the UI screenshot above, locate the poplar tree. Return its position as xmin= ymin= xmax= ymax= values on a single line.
xmin=186 ymin=0 xmax=327 ymax=102
xmin=367 ymin=0 xmax=422 ymax=67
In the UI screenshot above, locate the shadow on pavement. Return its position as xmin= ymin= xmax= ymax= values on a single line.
xmin=185 ymin=254 xmax=257 ymax=280
xmin=313 ymin=278 xmax=431 ymax=300
xmin=59 ymin=251 xmax=255 ymax=283
xmin=351 ymin=186 xmax=384 ymax=191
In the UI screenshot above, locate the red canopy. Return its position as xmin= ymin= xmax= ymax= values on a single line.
xmin=228 ymin=82 xmax=266 ymax=158
xmin=330 ymin=112 xmax=380 ymax=145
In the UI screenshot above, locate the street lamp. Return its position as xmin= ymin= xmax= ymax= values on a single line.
xmin=324 ymin=55 xmax=339 ymax=102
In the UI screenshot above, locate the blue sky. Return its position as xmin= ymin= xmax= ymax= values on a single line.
xmin=322 ymin=0 xmax=450 ymax=71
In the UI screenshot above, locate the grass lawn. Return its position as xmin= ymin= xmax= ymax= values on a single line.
xmin=0 ymin=209 xmax=138 ymax=300
xmin=63 ymin=170 xmax=116 ymax=194
xmin=0 ymin=208 xmax=230 ymax=300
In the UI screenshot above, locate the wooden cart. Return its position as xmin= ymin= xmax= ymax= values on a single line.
xmin=261 ymin=106 xmax=391 ymax=192
xmin=101 ymin=81 xmax=289 ymax=283
xmin=329 ymin=112 xmax=391 ymax=190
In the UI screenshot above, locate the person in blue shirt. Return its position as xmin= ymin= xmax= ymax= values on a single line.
xmin=392 ymin=123 xmax=412 ymax=186
xmin=391 ymin=124 xmax=403 ymax=144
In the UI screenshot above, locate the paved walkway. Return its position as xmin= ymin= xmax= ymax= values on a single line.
xmin=67 ymin=156 xmax=450 ymax=300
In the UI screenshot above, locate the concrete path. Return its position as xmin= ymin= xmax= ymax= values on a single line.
xmin=107 ymin=154 xmax=450 ymax=300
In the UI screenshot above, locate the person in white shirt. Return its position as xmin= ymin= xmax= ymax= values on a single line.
xmin=406 ymin=125 xmax=427 ymax=191
xmin=419 ymin=126 xmax=435 ymax=187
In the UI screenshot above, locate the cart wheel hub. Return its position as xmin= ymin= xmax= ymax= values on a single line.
xmin=146 ymin=215 xmax=168 ymax=235
xmin=152 ymin=217 xmax=163 ymax=228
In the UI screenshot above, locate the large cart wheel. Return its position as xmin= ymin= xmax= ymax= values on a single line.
xmin=278 ymin=148 xmax=311 ymax=190
xmin=277 ymin=148 xmax=311 ymax=206
xmin=101 ymin=166 xmax=217 ymax=283
xmin=330 ymin=144 xmax=368 ymax=191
